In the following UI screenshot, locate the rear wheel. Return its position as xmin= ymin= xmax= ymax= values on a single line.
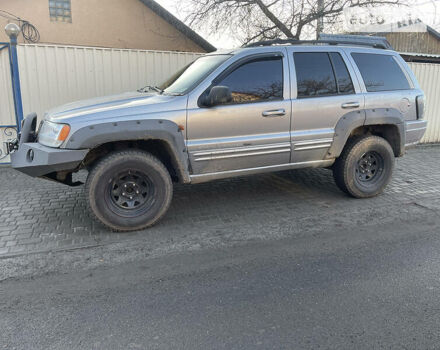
xmin=333 ymin=135 xmax=395 ymax=198
xmin=86 ymin=150 xmax=173 ymax=231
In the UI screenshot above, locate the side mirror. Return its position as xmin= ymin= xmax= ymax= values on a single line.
xmin=205 ymin=86 xmax=232 ymax=107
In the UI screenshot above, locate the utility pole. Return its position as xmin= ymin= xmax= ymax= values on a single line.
xmin=5 ymin=23 xmax=23 ymax=131
xmin=316 ymin=0 xmax=324 ymax=39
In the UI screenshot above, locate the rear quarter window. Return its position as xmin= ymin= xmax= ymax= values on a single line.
xmin=351 ymin=53 xmax=410 ymax=92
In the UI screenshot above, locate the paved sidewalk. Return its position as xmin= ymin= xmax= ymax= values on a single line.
xmin=0 ymin=146 xmax=439 ymax=258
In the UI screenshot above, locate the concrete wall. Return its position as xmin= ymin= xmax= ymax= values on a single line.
xmin=0 ymin=0 xmax=205 ymax=52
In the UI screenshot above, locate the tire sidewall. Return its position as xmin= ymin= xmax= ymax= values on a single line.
xmin=87 ymin=151 xmax=172 ymax=231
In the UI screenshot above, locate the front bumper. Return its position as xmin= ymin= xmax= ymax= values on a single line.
xmin=10 ymin=142 xmax=89 ymax=177
xmin=8 ymin=112 xmax=89 ymax=178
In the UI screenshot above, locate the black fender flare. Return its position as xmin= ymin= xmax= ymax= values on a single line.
xmin=65 ymin=119 xmax=190 ymax=183
xmin=326 ymin=108 xmax=405 ymax=159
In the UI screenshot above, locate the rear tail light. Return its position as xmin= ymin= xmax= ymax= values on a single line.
xmin=416 ymin=95 xmax=425 ymax=120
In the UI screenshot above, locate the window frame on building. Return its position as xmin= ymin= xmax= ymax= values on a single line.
xmin=49 ymin=0 xmax=72 ymax=23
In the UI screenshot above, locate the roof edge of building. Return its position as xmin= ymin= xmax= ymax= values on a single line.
xmin=139 ymin=0 xmax=216 ymax=52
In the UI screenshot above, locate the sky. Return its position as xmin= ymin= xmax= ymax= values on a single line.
xmin=155 ymin=0 xmax=440 ymax=49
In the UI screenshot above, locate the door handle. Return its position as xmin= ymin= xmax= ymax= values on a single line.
xmin=341 ymin=102 xmax=360 ymax=109
xmin=262 ymin=109 xmax=286 ymax=117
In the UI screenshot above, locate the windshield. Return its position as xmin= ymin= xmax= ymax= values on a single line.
xmin=159 ymin=55 xmax=230 ymax=95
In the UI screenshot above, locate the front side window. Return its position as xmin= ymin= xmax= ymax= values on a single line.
xmin=215 ymin=56 xmax=283 ymax=104
xmin=351 ymin=53 xmax=410 ymax=92
xmin=49 ymin=0 xmax=71 ymax=22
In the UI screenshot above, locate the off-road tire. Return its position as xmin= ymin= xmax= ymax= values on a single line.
xmin=85 ymin=150 xmax=173 ymax=231
xmin=333 ymin=135 xmax=395 ymax=198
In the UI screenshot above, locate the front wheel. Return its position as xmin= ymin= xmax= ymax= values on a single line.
xmin=333 ymin=135 xmax=395 ymax=198
xmin=86 ymin=150 xmax=173 ymax=231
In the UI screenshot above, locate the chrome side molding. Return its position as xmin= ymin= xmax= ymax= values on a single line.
xmin=293 ymin=138 xmax=333 ymax=151
xmin=193 ymin=143 xmax=291 ymax=162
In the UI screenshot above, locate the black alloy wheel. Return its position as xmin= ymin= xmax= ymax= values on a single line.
xmin=107 ymin=170 xmax=156 ymax=216
xmin=355 ymin=151 xmax=385 ymax=184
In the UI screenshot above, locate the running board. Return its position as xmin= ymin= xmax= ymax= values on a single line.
xmin=189 ymin=159 xmax=335 ymax=184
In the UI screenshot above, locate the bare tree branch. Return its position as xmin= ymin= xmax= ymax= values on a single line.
xmin=183 ymin=0 xmax=406 ymax=44
xmin=254 ymin=0 xmax=295 ymax=37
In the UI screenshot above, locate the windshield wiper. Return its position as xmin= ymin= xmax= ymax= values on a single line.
xmin=137 ymin=85 xmax=163 ymax=94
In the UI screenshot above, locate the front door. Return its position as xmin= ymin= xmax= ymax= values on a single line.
xmin=186 ymin=52 xmax=291 ymax=175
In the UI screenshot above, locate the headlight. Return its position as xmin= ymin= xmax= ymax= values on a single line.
xmin=38 ymin=121 xmax=71 ymax=148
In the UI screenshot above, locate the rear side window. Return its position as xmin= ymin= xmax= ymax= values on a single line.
xmin=294 ymin=52 xmax=336 ymax=97
xmin=329 ymin=52 xmax=355 ymax=94
xmin=294 ymin=52 xmax=354 ymax=97
xmin=351 ymin=53 xmax=410 ymax=92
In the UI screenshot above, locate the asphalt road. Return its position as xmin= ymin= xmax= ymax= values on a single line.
xmin=2 ymin=204 xmax=440 ymax=349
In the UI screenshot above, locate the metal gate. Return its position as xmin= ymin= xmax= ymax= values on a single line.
xmin=0 ymin=42 xmax=18 ymax=164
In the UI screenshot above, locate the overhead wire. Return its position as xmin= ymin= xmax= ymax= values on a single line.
xmin=0 ymin=10 xmax=40 ymax=43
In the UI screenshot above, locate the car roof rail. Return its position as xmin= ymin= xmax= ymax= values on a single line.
xmin=319 ymin=33 xmax=393 ymax=49
xmin=243 ymin=36 xmax=393 ymax=50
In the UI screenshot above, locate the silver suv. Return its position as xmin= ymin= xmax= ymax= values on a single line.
xmin=8 ymin=39 xmax=427 ymax=231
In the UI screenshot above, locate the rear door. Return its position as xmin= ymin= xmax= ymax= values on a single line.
xmin=287 ymin=47 xmax=364 ymax=163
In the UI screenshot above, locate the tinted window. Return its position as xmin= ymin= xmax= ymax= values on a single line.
xmin=329 ymin=52 xmax=355 ymax=94
xmin=216 ymin=57 xmax=283 ymax=104
xmin=294 ymin=52 xmax=337 ymax=97
xmin=351 ymin=53 xmax=410 ymax=92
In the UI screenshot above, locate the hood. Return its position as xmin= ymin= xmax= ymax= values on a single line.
xmin=45 ymin=91 xmax=184 ymax=124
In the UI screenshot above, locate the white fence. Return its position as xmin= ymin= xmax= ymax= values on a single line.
xmin=407 ymin=62 xmax=440 ymax=143
xmin=17 ymin=44 xmax=202 ymax=119
xmin=0 ymin=44 xmax=439 ymax=164
xmin=0 ymin=43 xmax=202 ymax=163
